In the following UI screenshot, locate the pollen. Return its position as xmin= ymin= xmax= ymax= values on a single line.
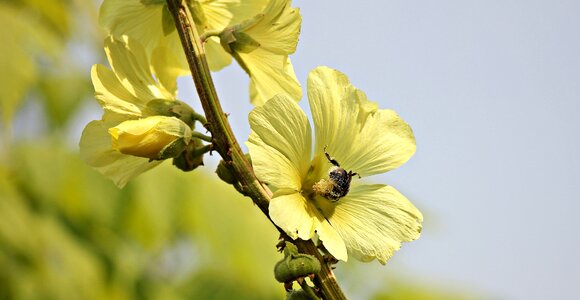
xmin=312 ymin=179 xmax=334 ymax=197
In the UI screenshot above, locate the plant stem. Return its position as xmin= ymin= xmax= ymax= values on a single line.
xmin=165 ymin=1 xmax=346 ymax=299
xmin=191 ymin=131 xmax=212 ymax=142
xmin=299 ymin=278 xmax=320 ymax=299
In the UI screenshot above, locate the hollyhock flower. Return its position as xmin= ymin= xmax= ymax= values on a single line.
xmin=80 ymin=36 xmax=196 ymax=187
xmin=247 ymin=66 xmax=422 ymax=263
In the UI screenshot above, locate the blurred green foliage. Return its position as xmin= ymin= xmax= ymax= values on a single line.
xmin=1 ymin=141 xmax=283 ymax=299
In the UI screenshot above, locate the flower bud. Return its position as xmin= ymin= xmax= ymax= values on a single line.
xmin=173 ymin=138 xmax=205 ymax=172
xmin=216 ymin=153 xmax=252 ymax=185
xmin=274 ymin=242 xmax=321 ymax=283
xmin=216 ymin=159 xmax=236 ymax=185
xmin=109 ymin=116 xmax=192 ymax=160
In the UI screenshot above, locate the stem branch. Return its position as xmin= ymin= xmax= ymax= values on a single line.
xmin=165 ymin=1 xmax=346 ymax=299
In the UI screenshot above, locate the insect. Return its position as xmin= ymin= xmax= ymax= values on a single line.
xmin=322 ymin=145 xmax=359 ymax=201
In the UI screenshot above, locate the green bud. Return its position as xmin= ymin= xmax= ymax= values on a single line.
xmin=274 ymin=242 xmax=321 ymax=283
xmin=172 ymin=138 xmax=206 ymax=171
xmin=216 ymin=159 xmax=236 ymax=185
xmin=216 ymin=153 xmax=252 ymax=185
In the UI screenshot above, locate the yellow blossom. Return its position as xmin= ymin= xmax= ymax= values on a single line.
xmin=219 ymin=0 xmax=302 ymax=105
xmin=246 ymin=66 xmax=422 ymax=264
xmin=99 ymin=0 xmax=267 ymax=77
xmin=80 ymin=36 xmax=195 ymax=187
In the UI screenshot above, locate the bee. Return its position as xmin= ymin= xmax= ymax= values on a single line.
xmin=318 ymin=145 xmax=359 ymax=201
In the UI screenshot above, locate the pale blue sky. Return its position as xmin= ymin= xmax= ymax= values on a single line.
xmin=178 ymin=1 xmax=580 ymax=299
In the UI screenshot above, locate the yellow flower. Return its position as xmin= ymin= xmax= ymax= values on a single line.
xmin=99 ymin=0 xmax=267 ymax=76
xmin=247 ymin=66 xmax=422 ymax=264
xmin=220 ymin=0 xmax=302 ymax=106
xmin=80 ymin=36 xmax=194 ymax=187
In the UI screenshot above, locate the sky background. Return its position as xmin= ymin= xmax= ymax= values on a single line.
xmin=171 ymin=1 xmax=580 ymax=299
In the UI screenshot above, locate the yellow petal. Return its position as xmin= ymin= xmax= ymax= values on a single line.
xmin=151 ymin=44 xmax=188 ymax=95
xmin=308 ymin=66 xmax=362 ymax=177
xmin=221 ymin=0 xmax=302 ymax=104
xmin=79 ymin=115 xmax=162 ymax=188
xmin=246 ymin=94 xmax=311 ymax=190
xmin=205 ymin=37 xmax=233 ymax=71
xmin=316 ymin=220 xmax=348 ymax=262
xmin=203 ymin=0 xmax=268 ymax=29
xmin=99 ymin=0 xmax=265 ymax=73
xmin=308 ymin=66 xmax=415 ymax=176
xmin=269 ymin=192 xmax=319 ymax=240
xmin=240 ymin=50 xmax=301 ymax=105
xmin=199 ymin=0 xmax=267 ymax=70
xmin=346 ymin=109 xmax=416 ymax=176
xmin=241 ymin=0 xmax=301 ymax=54
xmin=104 ymin=36 xmax=173 ymax=100
xmin=328 ymin=184 xmax=423 ymax=264
xmin=91 ymin=64 xmax=143 ymax=116
xmin=99 ymin=0 xmax=166 ymax=54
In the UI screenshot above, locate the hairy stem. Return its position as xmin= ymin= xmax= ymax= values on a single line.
xmin=165 ymin=1 xmax=346 ymax=299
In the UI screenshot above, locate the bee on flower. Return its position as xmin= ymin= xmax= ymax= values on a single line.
xmin=247 ymin=66 xmax=423 ymax=264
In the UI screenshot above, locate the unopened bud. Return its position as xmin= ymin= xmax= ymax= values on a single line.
xmin=173 ymin=138 xmax=206 ymax=171
xmin=274 ymin=242 xmax=321 ymax=283
xmin=216 ymin=159 xmax=236 ymax=185
xmin=109 ymin=116 xmax=192 ymax=160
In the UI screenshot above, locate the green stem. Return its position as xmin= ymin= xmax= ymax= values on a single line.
xmin=165 ymin=1 xmax=346 ymax=299
xmin=199 ymin=29 xmax=222 ymax=42
xmin=191 ymin=131 xmax=212 ymax=142
xmin=299 ymin=278 xmax=320 ymax=299
xmin=192 ymin=110 xmax=207 ymax=125
xmin=192 ymin=144 xmax=212 ymax=156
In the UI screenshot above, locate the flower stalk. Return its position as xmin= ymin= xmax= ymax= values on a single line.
xmin=164 ymin=0 xmax=346 ymax=298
